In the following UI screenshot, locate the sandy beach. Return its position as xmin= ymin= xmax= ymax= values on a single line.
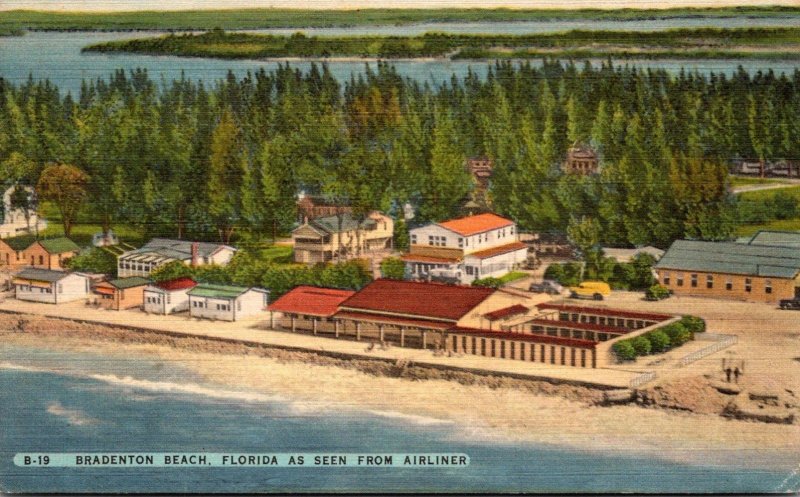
xmin=1 ymin=313 xmax=797 ymax=472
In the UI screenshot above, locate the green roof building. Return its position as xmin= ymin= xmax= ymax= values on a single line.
xmin=187 ymin=283 xmax=269 ymax=322
xmin=656 ymin=238 xmax=800 ymax=303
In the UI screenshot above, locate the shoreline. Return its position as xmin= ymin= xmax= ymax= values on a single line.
xmin=1 ymin=312 xmax=798 ymax=472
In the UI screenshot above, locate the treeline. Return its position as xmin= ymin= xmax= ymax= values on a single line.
xmin=1 ymin=60 xmax=798 ymax=247
xmin=82 ymin=27 xmax=800 ymax=60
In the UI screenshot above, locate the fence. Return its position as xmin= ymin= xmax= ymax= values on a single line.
xmin=676 ymin=334 xmax=737 ymax=368
xmin=629 ymin=371 xmax=656 ymax=389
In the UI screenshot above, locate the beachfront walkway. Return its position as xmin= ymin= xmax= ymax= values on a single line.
xmin=0 ymin=297 xmax=640 ymax=389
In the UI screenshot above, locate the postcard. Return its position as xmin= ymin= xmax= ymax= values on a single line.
xmin=0 ymin=1 xmax=799 ymax=494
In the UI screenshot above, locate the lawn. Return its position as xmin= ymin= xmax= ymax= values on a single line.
xmin=259 ymin=245 xmax=294 ymax=264
xmin=736 ymin=185 xmax=800 ymax=202
xmin=499 ymin=271 xmax=529 ymax=284
xmin=728 ymin=176 xmax=781 ymax=187
xmin=734 ymin=219 xmax=800 ymax=237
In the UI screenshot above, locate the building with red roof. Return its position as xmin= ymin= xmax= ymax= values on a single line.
xmin=143 ymin=277 xmax=197 ymax=315
xmin=404 ymin=213 xmax=529 ymax=285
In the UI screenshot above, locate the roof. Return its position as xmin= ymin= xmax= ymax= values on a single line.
xmin=154 ymin=277 xmax=197 ymax=292
xmin=188 ymin=283 xmax=263 ymax=299
xmin=268 ymin=286 xmax=355 ymax=317
xmin=601 ymin=246 xmax=665 ymax=262
xmin=305 ymin=213 xmax=377 ymax=235
xmin=101 ymin=277 xmax=150 ymax=290
xmin=448 ymin=327 xmax=597 ymax=349
xmin=38 ymin=237 xmax=81 ymax=254
xmin=2 ymin=234 xmax=37 ymax=251
xmin=334 ymin=311 xmax=452 ymax=330
xmin=437 ymin=213 xmax=514 ymax=237
xmin=536 ymin=303 xmax=674 ymax=322
xmin=484 ymin=304 xmax=529 ymax=321
xmin=466 ymin=241 xmax=528 ymax=260
xmin=655 ymin=239 xmax=800 ymax=279
xmin=120 ymin=238 xmax=235 ymax=262
xmin=14 ymin=268 xmax=72 ymax=283
xmin=399 ymin=254 xmax=461 ymax=264
xmin=745 ymin=230 xmax=800 ymax=249
xmin=338 ymin=279 xmax=495 ymax=322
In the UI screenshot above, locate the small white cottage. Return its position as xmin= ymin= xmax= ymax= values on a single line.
xmin=187 ymin=283 xmax=269 ymax=321
xmin=13 ymin=268 xmax=90 ymax=304
xmin=143 ymin=277 xmax=197 ymax=315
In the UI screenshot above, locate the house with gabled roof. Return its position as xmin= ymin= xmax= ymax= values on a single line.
xmin=143 ymin=277 xmax=197 ymax=315
xmin=92 ymin=276 xmax=150 ymax=310
xmin=187 ymin=283 xmax=269 ymax=321
xmin=292 ymin=211 xmax=393 ymax=264
xmin=24 ymin=237 xmax=81 ymax=270
xmin=12 ymin=268 xmax=91 ymax=304
xmin=402 ymin=213 xmax=528 ymax=284
xmin=117 ymin=238 xmax=237 ymax=278
xmin=656 ymin=238 xmax=800 ymax=303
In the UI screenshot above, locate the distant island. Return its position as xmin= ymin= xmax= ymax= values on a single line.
xmin=81 ymin=27 xmax=800 ymax=60
xmin=1 ymin=6 xmax=800 ymax=32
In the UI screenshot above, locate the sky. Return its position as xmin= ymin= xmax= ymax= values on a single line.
xmin=2 ymin=0 xmax=799 ymax=11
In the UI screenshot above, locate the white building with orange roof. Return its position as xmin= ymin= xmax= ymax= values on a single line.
xmin=401 ymin=213 xmax=529 ymax=284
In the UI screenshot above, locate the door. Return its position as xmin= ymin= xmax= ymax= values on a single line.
xmin=795 ymin=286 xmax=800 ymax=298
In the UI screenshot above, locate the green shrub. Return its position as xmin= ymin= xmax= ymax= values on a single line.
xmin=679 ymin=315 xmax=705 ymax=336
xmin=645 ymin=284 xmax=670 ymax=300
xmin=64 ymin=248 xmax=117 ymax=276
xmin=631 ymin=335 xmax=652 ymax=356
xmin=646 ymin=330 xmax=671 ymax=353
xmin=472 ymin=276 xmax=504 ymax=289
xmin=662 ymin=323 xmax=691 ymax=346
xmin=612 ymin=340 xmax=637 ymax=361
xmin=380 ymin=257 xmax=406 ymax=280
xmin=149 ymin=260 xmax=193 ymax=282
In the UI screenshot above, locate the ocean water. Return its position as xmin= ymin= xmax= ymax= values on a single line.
xmin=0 ymin=343 xmax=794 ymax=494
xmin=2 ymin=30 xmax=800 ymax=96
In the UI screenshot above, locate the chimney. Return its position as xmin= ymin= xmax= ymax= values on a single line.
xmin=191 ymin=242 xmax=199 ymax=268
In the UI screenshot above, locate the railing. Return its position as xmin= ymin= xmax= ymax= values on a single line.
xmin=676 ymin=334 xmax=737 ymax=368
xmin=629 ymin=371 xmax=656 ymax=389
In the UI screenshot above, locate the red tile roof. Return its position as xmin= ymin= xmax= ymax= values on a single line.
xmin=268 ymin=286 xmax=356 ymax=317
xmin=484 ymin=304 xmax=529 ymax=321
xmin=437 ymin=213 xmax=514 ymax=236
xmin=466 ymin=241 xmax=528 ymax=260
xmin=334 ymin=311 xmax=452 ymax=330
xmin=449 ymin=327 xmax=597 ymax=349
xmin=524 ymin=318 xmax=629 ymax=334
xmin=536 ymin=303 xmax=674 ymax=322
xmin=399 ymin=254 xmax=461 ymax=264
xmin=156 ymin=277 xmax=197 ymax=291
xmin=338 ymin=279 xmax=495 ymax=322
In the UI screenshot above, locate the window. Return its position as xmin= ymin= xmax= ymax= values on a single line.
xmin=706 ymin=275 xmax=714 ymax=289
xmin=57 ymin=284 xmax=63 ymax=293
xmin=690 ymin=274 xmax=698 ymax=288
xmin=166 ymin=294 xmax=171 ymax=304
xmin=466 ymin=266 xmax=473 ymax=276
xmin=237 ymin=300 xmax=242 ymax=311
xmin=676 ymin=274 xmax=684 ymax=287
xmin=428 ymin=235 xmax=434 ymax=246
xmin=39 ymin=255 xmax=44 ymax=265
xmin=745 ymin=278 xmax=752 ymax=293
xmin=765 ymin=280 xmax=772 ymax=294
xmin=662 ymin=272 xmax=670 ymax=285
xmin=726 ymin=278 xmax=733 ymax=291
xmin=458 ymin=237 xmax=463 ymax=248
xmin=410 ymin=234 xmax=417 ymax=245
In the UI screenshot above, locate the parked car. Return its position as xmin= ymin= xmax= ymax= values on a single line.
xmin=569 ymin=281 xmax=611 ymax=301
xmin=779 ymin=298 xmax=800 ymax=310
xmin=529 ymin=280 xmax=564 ymax=295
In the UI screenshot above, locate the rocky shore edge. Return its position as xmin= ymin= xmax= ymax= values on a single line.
xmin=0 ymin=312 xmax=796 ymax=425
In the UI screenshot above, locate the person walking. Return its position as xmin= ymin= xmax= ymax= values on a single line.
xmin=725 ymin=367 xmax=732 ymax=383
xmin=734 ymin=367 xmax=741 ymax=384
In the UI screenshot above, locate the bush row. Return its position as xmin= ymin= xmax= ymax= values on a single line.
xmin=612 ymin=315 xmax=704 ymax=362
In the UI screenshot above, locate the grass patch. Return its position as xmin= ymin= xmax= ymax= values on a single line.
xmin=729 ymin=176 xmax=782 ymax=187
xmin=259 ymin=245 xmax=294 ymax=264
xmin=734 ymin=219 xmax=800 ymax=237
xmin=82 ymin=27 xmax=800 ymax=60
xmin=4 ymin=7 xmax=800 ymax=32
xmin=498 ymin=271 xmax=528 ymax=284
xmin=737 ymin=185 xmax=800 ymax=202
